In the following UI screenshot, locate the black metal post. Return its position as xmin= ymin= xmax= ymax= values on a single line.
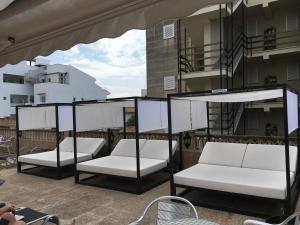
xmin=177 ymin=19 xmax=182 ymax=93
xmin=206 ymin=102 xmax=211 ymax=142
xmin=219 ymin=4 xmax=223 ymax=88
xmin=219 ymin=4 xmax=223 ymax=135
xmin=179 ymin=132 xmax=183 ymax=171
xmin=55 ymin=105 xmax=61 ymax=178
xmin=16 ymin=106 xmax=21 ymax=172
xmin=297 ymin=105 xmax=300 ymax=173
xmin=123 ymin=107 xmax=127 ymax=139
xmin=283 ymin=87 xmax=291 ymax=215
xmin=72 ymin=102 xmax=79 ymax=183
xmin=231 ymin=2 xmax=234 ymax=90
xmin=134 ymin=98 xmax=141 ymax=194
xmin=107 ymin=128 xmax=112 ymax=154
xmin=242 ymin=1 xmax=245 ymax=89
xmin=167 ymin=96 xmax=176 ymax=196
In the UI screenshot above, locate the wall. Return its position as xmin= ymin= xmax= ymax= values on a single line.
xmin=34 ymin=64 xmax=109 ymax=104
xmin=146 ymin=19 xmax=179 ymax=97
xmin=0 ymin=62 xmax=33 ymax=117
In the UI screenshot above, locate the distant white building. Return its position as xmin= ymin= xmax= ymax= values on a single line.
xmin=0 ymin=59 xmax=109 ymax=118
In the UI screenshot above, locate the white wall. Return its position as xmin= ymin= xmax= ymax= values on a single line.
xmin=34 ymin=64 xmax=109 ymax=104
xmin=0 ymin=61 xmax=33 ymax=117
xmin=0 ymin=61 xmax=109 ymax=118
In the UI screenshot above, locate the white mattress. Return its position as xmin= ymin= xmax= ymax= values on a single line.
xmin=76 ymin=156 xmax=167 ymax=178
xmin=18 ymin=151 xmax=92 ymax=167
xmin=174 ymin=164 xmax=295 ymax=200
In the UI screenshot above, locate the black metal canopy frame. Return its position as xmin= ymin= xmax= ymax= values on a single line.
xmin=73 ymin=96 xmax=178 ymax=194
xmin=167 ymin=84 xmax=300 ymax=218
xmin=16 ymin=103 xmax=74 ymax=179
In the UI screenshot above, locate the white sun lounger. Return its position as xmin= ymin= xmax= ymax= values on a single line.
xmin=18 ymin=137 xmax=106 ymax=168
xmin=77 ymin=139 xmax=178 ymax=178
xmin=174 ymin=142 xmax=298 ymax=200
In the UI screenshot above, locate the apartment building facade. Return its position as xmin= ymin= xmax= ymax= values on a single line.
xmin=146 ymin=0 xmax=300 ymax=136
xmin=0 ymin=59 xmax=109 ymax=118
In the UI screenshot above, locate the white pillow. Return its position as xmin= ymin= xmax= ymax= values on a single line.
xmin=140 ymin=140 xmax=178 ymax=161
xmin=111 ymin=139 xmax=146 ymax=157
xmin=198 ymin=142 xmax=247 ymax=167
xmin=59 ymin=137 xmax=106 ymax=156
xmin=242 ymin=144 xmax=298 ymax=172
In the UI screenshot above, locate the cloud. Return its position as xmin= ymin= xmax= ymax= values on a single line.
xmin=44 ymin=29 xmax=146 ymax=97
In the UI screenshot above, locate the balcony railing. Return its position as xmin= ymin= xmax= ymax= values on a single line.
xmin=247 ymin=29 xmax=300 ymax=56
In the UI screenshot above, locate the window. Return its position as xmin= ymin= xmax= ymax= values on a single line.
xmin=48 ymin=78 xmax=51 ymax=82
xmin=287 ymin=62 xmax=299 ymax=81
xmin=286 ymin=12 xmax=298 ymax=31
xmin=40 ymin=95 xmax=46 ymax=103
xmin=164 ymin=76 xmax=176 ymax=90
xmin=30 ymin=95 xmax=34 ymax=104
xmin=247 ymin=67 xmax=259 ymax=84
xmin=3 ymin=74 xmax=24 ymax=84
xmin=163 ymin=24 xmax=175 ymax=39
xmin=10 ymin=95 xmax=28 ymax=106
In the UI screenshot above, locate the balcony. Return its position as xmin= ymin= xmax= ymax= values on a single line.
xmin=247 ymin=29 xmax=300 ymax=59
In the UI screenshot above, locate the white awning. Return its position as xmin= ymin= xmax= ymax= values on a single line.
xmin=175 ymin=89 xmax=283 ymax=103
xmin=0 ymin=0 xmax=230 ymax=67
xmin=0 ymin=0 xmax=14 ymax=11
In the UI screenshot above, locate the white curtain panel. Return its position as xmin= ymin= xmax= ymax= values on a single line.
xmin=287 ymin=90 xmax=299 ymax=134
xmin=160 ymin=101 xmax=168 ymax=132
xmin=45 ymin=107 xmax=56 ymax=129
xmin=76 ymin=103 xmax=123 ymax=132
xmin=191 ymin=100 xmax=207 ymax=130
xmin=179 ymin=89 xmax=283 ymax=103
xmin=18 ymin=106 xmax=55 ymax=130
xmin=138 ymin=100 xmax=168 ymax=133
xmin=171 ymin=99 xmax=192 ymax=134
xmin=58 ymin=106 xmax=73 ymax=131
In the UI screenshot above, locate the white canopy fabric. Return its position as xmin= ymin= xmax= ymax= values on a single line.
xmin=170 ymin=88 xmax=298 ymax=135
xmin=171 ymin=99 xmax=207 ymax=134
xmin=76 ymin=103 xmax=125 ymax=132
xmin=75 ymin=99 xmax=168 ymax=133
xmin=18 ymin=105 xmax=73 ymax=131
xmin=287 ymin=90 xmax=299 ymax=134
xmin=0 ymin=0 xmax=230 ymax=67
xmin=175 ymin=89 xmax=283 ymax=103
xmin=138 ymin=100 xmax=168 ymax=133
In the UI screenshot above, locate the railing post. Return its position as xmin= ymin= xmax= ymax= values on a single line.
xmin=177 ymin=19 xmax=182 ymax=93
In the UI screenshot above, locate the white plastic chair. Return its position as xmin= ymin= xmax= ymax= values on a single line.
xmin=129 ymin=196 xmax=198 ymax=225
xmin=244 ymin=213 xmax=300 ymax=225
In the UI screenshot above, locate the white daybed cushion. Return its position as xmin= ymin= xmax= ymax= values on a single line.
xmin=57 ymin=137 xmax=106 ymax=156
xmin=242 ymin=144 xmax=298 ymax=172
xmin=174 ymin=164 xmax=295 ymax=200
xmin=140 ymin=140 xmax=178 ymax=161
xmin=18 ymin=151 xmax=92 ymax=167
xmin=198 ymin=142 xmax=247 ymax=167
xmin=77 ymin=155 xmax=167 ymax=178
xmin=110 ymin=139 xmax=147 ymax=157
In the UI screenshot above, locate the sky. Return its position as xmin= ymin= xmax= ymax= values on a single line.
xmin=41 ymin=30 xmax=146 ymax=98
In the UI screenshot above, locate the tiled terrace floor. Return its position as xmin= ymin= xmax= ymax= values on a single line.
xmin=0 ymin=168 xmax=298 ymax=225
